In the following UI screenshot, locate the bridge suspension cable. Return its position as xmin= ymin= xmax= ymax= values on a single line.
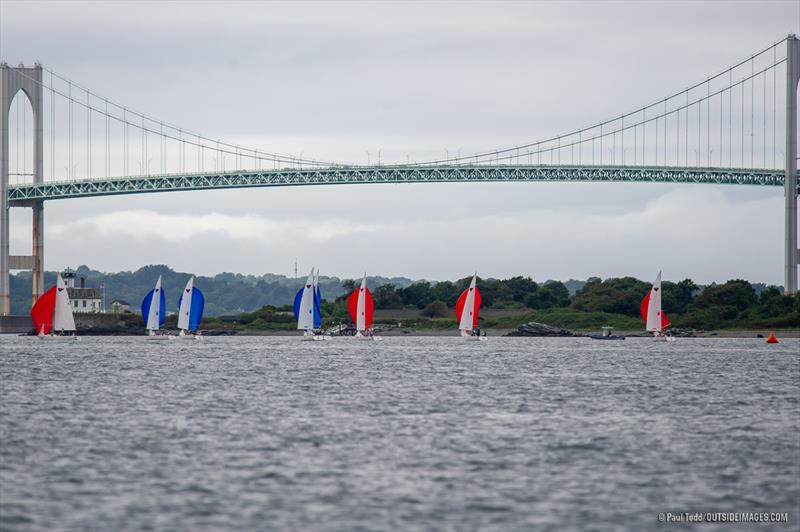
xmin=2 ymin=36 xmax=792 ymax=184
xmin=408 ymin=37 xmax=790 ymax=170
xmin=6 ymin=65 xmax=343 ymax=183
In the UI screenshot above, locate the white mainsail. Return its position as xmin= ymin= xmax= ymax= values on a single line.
xmin=356 ymin=274 xmax=367 ymax=332
xmin=458 ymin=274 xmax=478 ymax=332
xmin=53 ymin=274 xmax=76 ymax=332
xmin=146 ymin=275 xmax=163 ymax=331
xmin=646 ymin=271 xmax=664 ymax=333
xmin=177 ymin=276 xmax=194 ymax=331
xmin=296 ymin=269 xmax=315 ymax=331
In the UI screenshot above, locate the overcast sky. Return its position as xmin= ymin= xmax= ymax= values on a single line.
xmin=1 ymin=1 xmax=798 ymax=284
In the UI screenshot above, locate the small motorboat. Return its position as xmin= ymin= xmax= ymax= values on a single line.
xmin=588 ymin=326 xmax=625 ymax=340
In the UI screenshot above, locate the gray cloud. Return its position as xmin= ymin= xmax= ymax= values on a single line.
xmin=1 ymin=0 xmax=797 ymax=284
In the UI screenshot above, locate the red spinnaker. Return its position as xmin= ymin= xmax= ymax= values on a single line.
xmin=347 ymin=287 xmax=374 ymax=329
xmin=640 ymin=292 xmax=671 ymax=329
xmin=455 ymin=286 xmax=482 ymax=329
xmin=31 ymin=286 xmax=57 ymax=335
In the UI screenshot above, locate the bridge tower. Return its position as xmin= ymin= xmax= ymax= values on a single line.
xmin=787 ymin=35 xmax=800 ymax=295
xmin=0 ymin=63 xmax=44 ymax=315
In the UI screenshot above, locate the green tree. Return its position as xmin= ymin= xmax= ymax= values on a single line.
xmin=570 ymin=277 xmax=650 ymax=316
xmin=421 ymin=300 xmax=449 ymax=318
xmin=526 ymin=280 xmax=570 ymax=309
xmin=690 ymin=279 xmax=757 ymax=311
xmin=430 ymin=281 xmax=460 ymax=307
xmin=399 ymin=281 xmax=433 ymax=309
xmin=373 ymin=284 xmax=403 ymax=309
xmin=505 ymin=276 xmax=539 ymax=303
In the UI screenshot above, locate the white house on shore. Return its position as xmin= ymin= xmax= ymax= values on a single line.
xmin=110 ymin=300 xmax=131 ymax=314
xmin=62 ymin=269 xmax=102 ymax=313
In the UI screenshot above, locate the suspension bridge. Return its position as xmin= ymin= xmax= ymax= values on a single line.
xmin=1 ymin=35 xmax=798 ymax=316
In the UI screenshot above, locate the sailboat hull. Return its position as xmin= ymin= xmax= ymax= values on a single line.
xmin=301 ymin=334 xmax=330 ymax=342
xmin=653 ymin=335 xmax=675 ymax=342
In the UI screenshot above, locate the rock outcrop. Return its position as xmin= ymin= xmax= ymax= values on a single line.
xmin=507 ymin=321 xmax=578 ymax=337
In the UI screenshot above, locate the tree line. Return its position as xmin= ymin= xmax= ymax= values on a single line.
xmin=333 ymin=276 xmax=797 ymax=329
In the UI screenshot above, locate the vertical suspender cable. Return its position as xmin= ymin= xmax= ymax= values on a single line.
xmin=51 ymin=72 xmax=55 ymax=181
xmin=123 ymin=108 xmax=128 ymax=176
xmin=729 ymin=70 xmax=732 ymax=167
xmin=697 ymin=98 xmax=701 ymax=166
xmin=750 ymin=58 xmax=754 ymax=167
xmin=69 ymin=81 xmax=73 ymax=179
xmin=663 ymin=99 xmax=667 ymax=166
xmin=675 ymin=94 xmax=681 ymax=166
xmin=600 ymin=124 xmax=603 ymax=164
xmin=105 ymin=99 xmax=109 ymax=177
xmin=707 ymin=80 xmax=710 ymax=166
xmin=719 ymin=82 xmax=723 ymax=167
xmin=642 ymin=108 xmax=646 ymax=164
xmin=141 ymin=115 xmax=145 ymax=174
xmin=86 ymin=89 xmax=91 ymax=179
xmin=741 ymin=80 xmax=745 ymax=167
xmin=685 ymin=91 xmax=689 ymax=167
xmin=763 ymin=69 xmax=766 ymax=167
xmin=22 ymin=89 xmax=26 ymax=179
xmin=15 ymin=88 xmax=19 ymax=180
xmin=773 ymin=46 xmax=777 ymax=168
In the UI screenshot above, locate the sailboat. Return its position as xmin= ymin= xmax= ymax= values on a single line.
xmin=641 ymin=271 xmax=674 ymax=342
xmin=313 ymin=270 xmax=325 ymax=335
xmin=31 ymin=274 xmax=78 ymax=339
xmin=177 ymin=276 xmax=205 ymax=339
xmin=456 ymin=273 xmax=486 ymax=340
xmin=294 ymin=268 xmax=327 ymax=341
xmin=347 ymin=274 xmax=379 ymax=340
xmin=141 ymin=275 xmax=167 ymax=338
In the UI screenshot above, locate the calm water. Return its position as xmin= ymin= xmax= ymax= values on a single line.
xmin=0 ymin=336 xmax=798 ymax=532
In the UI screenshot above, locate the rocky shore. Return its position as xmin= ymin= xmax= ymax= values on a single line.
xmin=506 ymin=322 xmax=580 ymax=337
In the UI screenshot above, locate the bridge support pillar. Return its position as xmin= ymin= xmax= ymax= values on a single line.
xmin=786 ymin=36 xmax=800 ymax=295
xmin=0 ymin=63 xmax=44 ymax=315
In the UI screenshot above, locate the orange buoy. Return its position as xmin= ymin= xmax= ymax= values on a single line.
xmin=766 ymin=332 xmax=779 ymax=344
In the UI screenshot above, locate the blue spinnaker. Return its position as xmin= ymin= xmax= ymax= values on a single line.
xmin=178 ymin=287 xmax=205 ymax=331
xmin=293 ymin=287 xmax=304 ymax=320
xmin=313 ymin=287 xmax=322 ymax=329
xmin=141 ymin=287 xmax=166 ymax=328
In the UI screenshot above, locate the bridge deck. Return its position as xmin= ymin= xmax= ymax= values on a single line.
xmin=6 ymin=165 xmax=790 ymax=204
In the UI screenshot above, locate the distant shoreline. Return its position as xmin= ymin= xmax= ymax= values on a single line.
xmin=190 ymin=328 xmax=800 ymax=339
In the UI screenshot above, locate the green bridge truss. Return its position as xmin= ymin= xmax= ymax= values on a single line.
xmin=6 ymin=165 xmax=791 ymax=204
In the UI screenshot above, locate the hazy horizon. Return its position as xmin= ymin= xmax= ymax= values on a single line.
xmin=8 ymin=261 xmax=784 ymax=289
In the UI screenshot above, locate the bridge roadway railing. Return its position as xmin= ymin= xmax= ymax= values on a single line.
xmin=6 ymin=165 xmax=790 ymax=204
